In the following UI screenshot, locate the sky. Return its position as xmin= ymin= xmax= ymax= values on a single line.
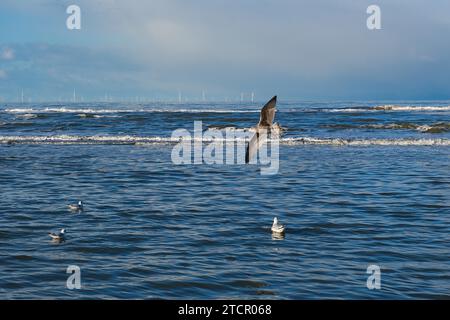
xmin=1 ymin=0 xmax=450 ymax=102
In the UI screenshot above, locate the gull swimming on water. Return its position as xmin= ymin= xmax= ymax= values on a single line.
xmin=49 ymin=229 xmax=66 ymax=242
xmin=271 ymin=217 xmax=285 ymax=234
xmin=245 ymin=96 xmax=284 ymax=163
xmin=68 ymin=201 xmax=83 ymax=212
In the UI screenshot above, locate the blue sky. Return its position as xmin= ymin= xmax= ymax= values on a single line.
xmin=1 ymin=0 xmax=450 ymax=101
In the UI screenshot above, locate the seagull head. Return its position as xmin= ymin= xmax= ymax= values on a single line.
xmin=78 ymin=201 xmax=83 ymax=206
xmin=60 ymin=229 xmax=66 ymax=234
xmin=273 ymin=217 xmax=278 ymax=225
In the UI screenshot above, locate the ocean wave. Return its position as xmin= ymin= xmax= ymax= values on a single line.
xmin=282 ymin=137 xmax=450 ymax=146
xmin=1 ymin=135 xmax=449 ymax=146
xmin=326 ymin=108 xmax=375 ymax=113
xmin=4 ymin=107 xmax=259 ymax=114
xmin=4 ymin=105 xmax=450 ymax=115
xmin=325 ymin=105 xmax=450 ymax=113
xmin=324 ymin=122 xmax=450 ymax=133
xmin=77 ymin=113 xmax=120 ymax=118
xmin=14 ymin=113 xmax=39 ymax=119
xmin=372 ymin=105 xmax=450 ymax=112
xmin=416 ymin=123 xmax=450 ymax=133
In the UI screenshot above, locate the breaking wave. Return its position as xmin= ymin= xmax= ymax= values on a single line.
xmin=324 ymin=122 xmax=450 ymax=133
xmin=1 ymin=135 xmax=449 ymax=146
xmin=4 ymin=107 xmax=259 ymax=114
xmin=282 ymin=137 xmax=450 ymax=146
xmin=325 ymin=106 xmax=450 ymax=113
xmin=4 ymin=105 xmax=450 ymax=115
xmin=371 ymin=105 xmax=450 ymax=112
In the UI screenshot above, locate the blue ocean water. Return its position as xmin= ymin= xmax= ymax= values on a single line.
xmin=0 ymin=101 xmax=449 ymax=299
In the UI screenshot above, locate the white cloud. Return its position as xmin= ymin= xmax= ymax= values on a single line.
xmin=2 ymin=0 xmax=450 ymax=99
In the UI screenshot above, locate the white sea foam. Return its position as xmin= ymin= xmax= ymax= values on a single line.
xmin=1 ymin=135 xmax=449 ymax=146
xmin=372 ymin=105 xmax=450 ymax=112
xmin=4 ymin=107 xmax=258 ymax=114
xmin=14 ymin=113 xmax=38 ymax=119
xmin=326 ymin=108 xmax=375 ymax=113
xmin=282 ymin=137 xmax=450 ymax=146
xmin=5 ymin=108 xmax=35 ymax=113
xmin=4 ymin=105 xmax=450 ymax=114
xmin=325 ymin=122 xmax=450 ymax=133
xmin=326 ymin=105 xmax=450 ymax=113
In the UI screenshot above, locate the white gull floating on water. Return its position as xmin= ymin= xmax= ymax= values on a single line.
xmin=271 ymin=217 xmax=285 ymax=234
xmin=68 ymin=201 xmax=83 ymax=212
xmin=49 ymin=229 xmax=66 ymax=241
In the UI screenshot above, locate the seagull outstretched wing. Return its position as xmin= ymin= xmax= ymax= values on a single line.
xmin=246 ymin=96 xmax=277 ymax=163
xmin=245 ymin=131 xmax=259 ymax=164
xmin=258 ymin=95 xmax=277 ymax=127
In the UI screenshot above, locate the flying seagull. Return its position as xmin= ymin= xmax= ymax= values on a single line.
xmin=245 ymin=96 xmax=283 ymax=163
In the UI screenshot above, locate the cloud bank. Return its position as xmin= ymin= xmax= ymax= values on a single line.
xmin=1 ymin=0 xmax=450 ymax=101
